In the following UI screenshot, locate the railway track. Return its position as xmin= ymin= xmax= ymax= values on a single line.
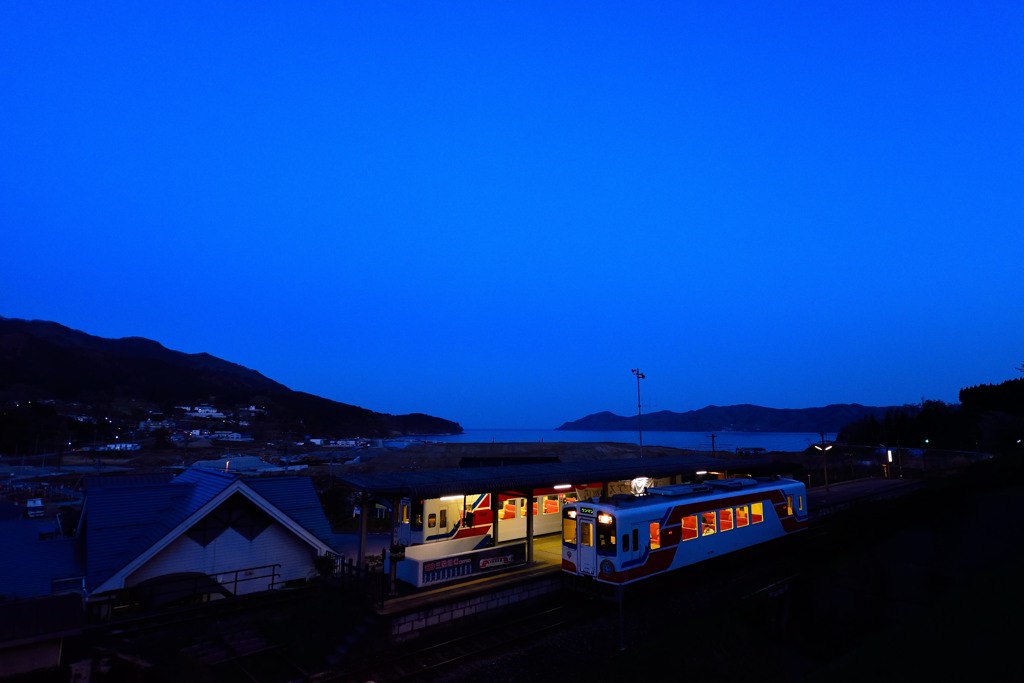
xmin=318 ymin=602 xmax=576 ymax=682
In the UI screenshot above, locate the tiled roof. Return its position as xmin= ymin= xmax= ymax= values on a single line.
xmin=334 ymin=454 xmax=736 ymax=499
xmin=82 ymin=467 xmax=334 ymax=592
xmin=247 ymin=476 xmax=334 ymax=545
xmin=82 ymin=472 xmax=174 ymax=489
xmin=83 ymin=468 xmax=235 ymax=591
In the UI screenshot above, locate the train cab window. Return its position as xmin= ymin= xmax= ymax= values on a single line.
xmin=736 ymin=506 xmax=749 ymax=527
xmin=751 ymin=502 xmax=764 ymax=524
xmin=597 ymin=513 xmax=617 ymax=554
xmin=428 ymin=513 xmax=437 ymax=529
xmin=649 ymin=522 xmax=661 ymax=550
xmin=439 ymin=509 xmax=448 ymax=528
xmin=701 ymin=511 xmax=717 ymax=536
xmin=598 ymin=529 xmax=617 ymax=554
xmin=720 ymin=508 xmax=734 ymax=531
xmin=682 ymin=515 xmax=698 ymax=541
xmin=562 ymin=519 xmax=577 ymax=546
xmin=622 ymin=534 xmax=630 ymax=552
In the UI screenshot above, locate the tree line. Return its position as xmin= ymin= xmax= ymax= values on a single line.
xmin=838 ymin=375 xmax=1024 ymax=454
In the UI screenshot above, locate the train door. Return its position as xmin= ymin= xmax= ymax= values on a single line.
xmin=577 ymin=515 xmax=597 ymax=575
xmin=623 ymin=524 xmax=643 ymax=564
xmin=497 ymin=496 xmax=526 ymax=540
xmin=395 ymin=497 xmax=411 ymax=546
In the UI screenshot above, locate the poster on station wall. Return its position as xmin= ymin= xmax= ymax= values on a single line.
xmin=419 ymin=542 xmax=527 ymax=585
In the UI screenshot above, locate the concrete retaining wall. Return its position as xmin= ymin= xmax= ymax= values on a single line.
xmin=388 ymin=574 xmax=561 ymax=642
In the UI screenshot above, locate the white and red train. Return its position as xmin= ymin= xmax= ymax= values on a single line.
xmin=561 ymin=477 xmax=808 ymax=585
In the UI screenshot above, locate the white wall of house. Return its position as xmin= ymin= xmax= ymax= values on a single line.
xmin=125 ymin=522 xmax=318 ymax=595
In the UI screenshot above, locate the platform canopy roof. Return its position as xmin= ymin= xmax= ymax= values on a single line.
xmin=334 ymin=454 xmax=790 ymax=500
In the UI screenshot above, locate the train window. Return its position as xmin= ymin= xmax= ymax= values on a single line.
xmin=786 ymin=496 xmax=793 ymax=516
xmin=649 ymin=522 xmax=661 ymax=550
xmin=400 ymin=501 xmax=410 ymax=524
xmin=622 ymin=534 xmax=630 ymax=552
xmin=632 ymin=528 xmax=639 ymax=550
xmin=751 ymin=502 xmax=764 ymax=524
xmin=701 ymin=511 xmax=716 ymax=536
xmin=682 ymin=515 xmax=698 ymax=541
xmin=581 ymin=521 xmax=594 ymax=547
xmin=543 ymin=494 xmax=560 ymax=515
xmin=736 ymin=506 xmax=749 ymax=527
xmin=562 ymin=519 xmax=577 ymax=545
xmin=428 ymin=513 xmax=437 ymax=529
xmin=439 ymin=509 xmax=447 ymax=528
xmin=412 ymin=500 xmax=424 ymax=531
xmin=720 ymin=508 xmax=734 ymax=531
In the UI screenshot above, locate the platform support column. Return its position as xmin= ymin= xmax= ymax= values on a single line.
xmin=358 ymin=493 xmax=370 ymax=563
xmin=525 ymin=487 xmax=534 ymax=563
xmin=388 ymin=494 xmax=401 ymax=596
xmin=490 ymin=491 xmax=500 ymax=546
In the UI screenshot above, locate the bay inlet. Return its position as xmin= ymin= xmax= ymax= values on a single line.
xmin=404 ymin=429 xmax=826 ymax=453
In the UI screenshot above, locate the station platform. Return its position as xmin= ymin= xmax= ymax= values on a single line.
xmin=376 ymin=533 xmax=563 ymax=617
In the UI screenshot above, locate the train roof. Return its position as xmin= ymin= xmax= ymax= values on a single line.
xmin=334 ymin=454 xmax=777 ymax=500
xmin=572 ymin=476 xmax=802 ymax=510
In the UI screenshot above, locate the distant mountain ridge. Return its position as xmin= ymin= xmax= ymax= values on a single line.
xmin=558 ymin=403 xmax=906 ymax=434
xmin=0 ymin=316 xmax=462 ymax=437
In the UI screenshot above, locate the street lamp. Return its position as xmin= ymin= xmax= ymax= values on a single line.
xmin=813 ymin=432 xmax=832 ymax=491
xmin=631 ymin=368 xmax=645 ymax=458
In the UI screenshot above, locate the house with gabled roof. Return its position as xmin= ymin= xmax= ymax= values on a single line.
xmin=2 ymin=467 xmax=340 ymax=607
xmin=76 ymin=467 xmax=339 ymax=614
xmin=1 ymin=467 xmax=341 ymax=674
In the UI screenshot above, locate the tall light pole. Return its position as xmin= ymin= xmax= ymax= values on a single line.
xmin=631 ymin=368 xmax=645 ymax=458
xmin=814 ymin=432 xmax=832 ymax=491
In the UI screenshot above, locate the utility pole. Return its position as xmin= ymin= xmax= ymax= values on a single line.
xmin=814 ymin=432 xmax=832 ymax=491
xmin=631 ymin=368 xmax=645 ymax=458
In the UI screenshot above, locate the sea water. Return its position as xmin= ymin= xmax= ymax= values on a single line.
xmin=402 ymin=429 xmax=826 ymax=452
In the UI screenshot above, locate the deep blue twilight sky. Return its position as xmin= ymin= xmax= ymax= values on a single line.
xmin=3 ymin=2 xmax=1022 ymax=429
